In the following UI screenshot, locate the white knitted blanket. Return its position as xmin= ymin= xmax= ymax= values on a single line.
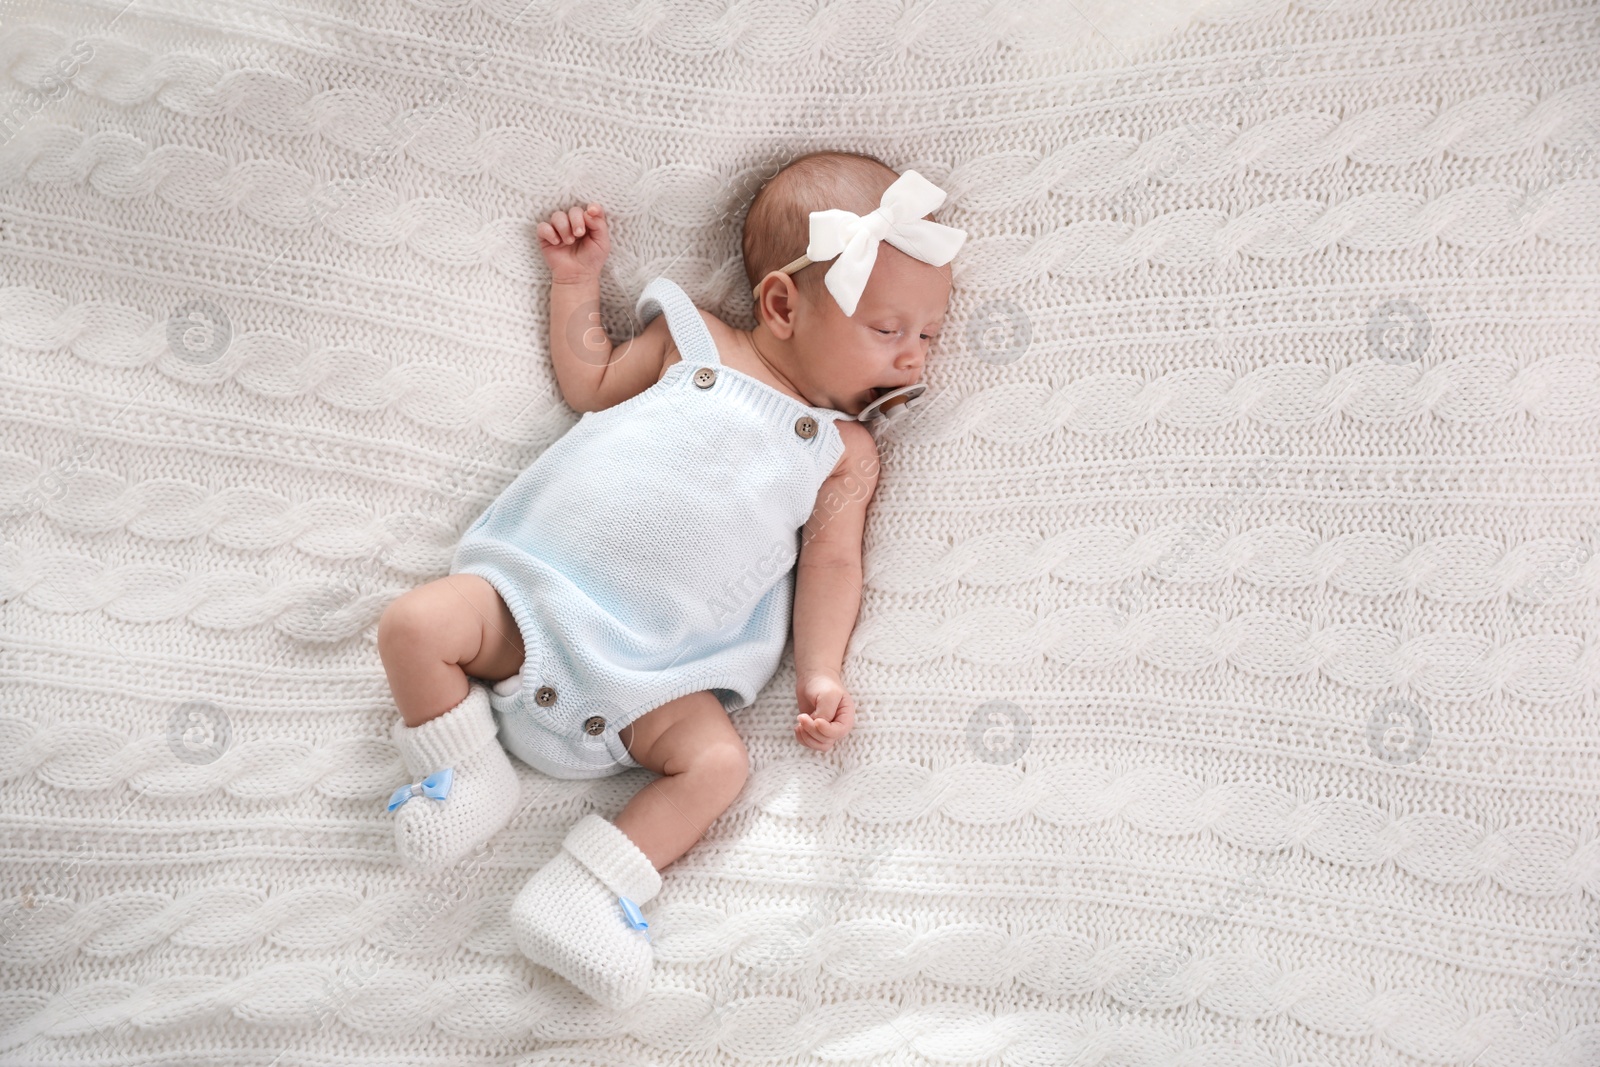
xmin=3 ymin=1 xmax=1598 ymax=1064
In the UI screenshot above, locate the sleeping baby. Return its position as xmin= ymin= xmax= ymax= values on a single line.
xmin=375 ymin=150 xmax=966 ymax=1009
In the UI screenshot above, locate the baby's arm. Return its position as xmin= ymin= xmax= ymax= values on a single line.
xmin=792 ymin=421 xmax=881 ymax=752
xmin=537 ymin=202 xmax=669 ymax=413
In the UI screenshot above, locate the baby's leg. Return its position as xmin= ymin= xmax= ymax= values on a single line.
xmin=508 ymin=691 xmax=745 ymax=1008
xmin=614 ymin=691 xmax=750 ymax=870
xmin=377 ymin=574 xmax=525 ymax=727
xmin=377 ymin=573 xmax=526 ymax=869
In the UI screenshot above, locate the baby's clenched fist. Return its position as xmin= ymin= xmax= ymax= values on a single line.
xmin=538 ymin=202 xmax=610 ymax=284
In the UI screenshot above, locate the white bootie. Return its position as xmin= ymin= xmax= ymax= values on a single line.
xmin=511 ymin=813 xmax=661 ymax=1010
xmin=389 ymin=684 xmax=520 ymax=869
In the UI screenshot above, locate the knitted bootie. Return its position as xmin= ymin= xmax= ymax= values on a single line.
xmin=389 ymin=684 xmax=520 ymax=869
xmin=510 ymin=813 xmax=662 ymax=1010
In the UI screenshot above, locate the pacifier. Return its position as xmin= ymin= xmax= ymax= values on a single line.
xmin=857 ymin=383 xmax=927 ymax=424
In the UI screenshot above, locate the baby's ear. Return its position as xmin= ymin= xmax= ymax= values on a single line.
xmin=755 ymin=273 xmax=805 ymax=335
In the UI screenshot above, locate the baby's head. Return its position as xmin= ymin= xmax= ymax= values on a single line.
xmin=742 ymin=151 xmax=961 ymax=417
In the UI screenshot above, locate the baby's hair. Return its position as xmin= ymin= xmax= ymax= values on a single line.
xmin=741 ymin=150 xmax=902 ymax=314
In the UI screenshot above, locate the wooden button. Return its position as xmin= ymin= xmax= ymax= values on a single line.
xmin=583 ymin=715 xmax=607 ymax=735
xmin=534 ymin=686 xmax=557 ymax=706
xmin=693 ymin=367 xmax=717 ymax=388
xmin=794 ymin=416 xmax=817 ymax=439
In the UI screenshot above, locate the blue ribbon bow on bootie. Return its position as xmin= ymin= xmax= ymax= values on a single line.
xmin=618 ymin=895 xmax=651 ymax=943
xmin=387 ymin=767 xmax=453 ymax=811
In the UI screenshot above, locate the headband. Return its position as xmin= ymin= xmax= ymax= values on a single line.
xmin=750 ymin=169 xmax=967 ymax=317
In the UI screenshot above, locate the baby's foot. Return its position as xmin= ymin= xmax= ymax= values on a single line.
xmin=510 ymin=813 xmax=661 ymax=1010
xmin=389 ymin=684 xmax=520 ymax=869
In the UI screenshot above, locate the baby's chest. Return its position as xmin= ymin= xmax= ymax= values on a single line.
xmin=651 ymin=332 xmax=849 ymax=482
xmin=657 ymin=335 xmax=786 ymax=399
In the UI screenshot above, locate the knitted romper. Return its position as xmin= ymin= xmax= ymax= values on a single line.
xmin=448 ymin=277 xmax=858 ymax=779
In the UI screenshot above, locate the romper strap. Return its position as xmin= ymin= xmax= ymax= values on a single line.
xmin=635 ymin=277 xmax=721 ymax=367
xmin=634 ymin=276 xmax=859 ymax=423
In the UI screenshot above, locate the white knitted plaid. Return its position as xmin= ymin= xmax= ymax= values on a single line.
xmin=2 ymin=1 xmax=1598 ymax=1064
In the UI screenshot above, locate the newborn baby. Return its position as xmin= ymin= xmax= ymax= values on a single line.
xmin=376 ymin=150 xmax=966 ymax=1009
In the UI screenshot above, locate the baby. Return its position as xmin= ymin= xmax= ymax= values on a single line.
xmin=375 ymin=150 xmax=966 ymax=1009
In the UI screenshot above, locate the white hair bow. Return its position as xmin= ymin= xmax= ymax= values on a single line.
xmin=756 ymin=169 xmax=967 ymax=318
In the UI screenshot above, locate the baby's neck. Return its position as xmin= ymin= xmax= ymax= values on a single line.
xmin=736 ymin=322 xmax=813 ymax=406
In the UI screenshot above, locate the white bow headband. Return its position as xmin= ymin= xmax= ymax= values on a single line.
xmin=752 ymin=169 xmax=968 ymax=317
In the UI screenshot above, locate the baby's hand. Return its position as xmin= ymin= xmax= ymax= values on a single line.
xmin=795 ymin=671 xmax=856 ymax=753
xmin=537 ymin=202 xmax=610 ymax=284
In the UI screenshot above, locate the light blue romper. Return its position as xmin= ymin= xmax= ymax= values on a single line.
xmin=448 ymin=276 xmax=858 ymax=779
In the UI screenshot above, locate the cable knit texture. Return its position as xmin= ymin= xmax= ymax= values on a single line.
xmin=508 ymin=814 xmax=662 ymax=1010
xmin=3 ymin=0 xmax=1599 ymax=1065
xmin=389 ymin=684 xmax=521 ymax=869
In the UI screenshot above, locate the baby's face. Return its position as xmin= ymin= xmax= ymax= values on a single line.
xmin=796 ymin=245 xmax=950 ymax=417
